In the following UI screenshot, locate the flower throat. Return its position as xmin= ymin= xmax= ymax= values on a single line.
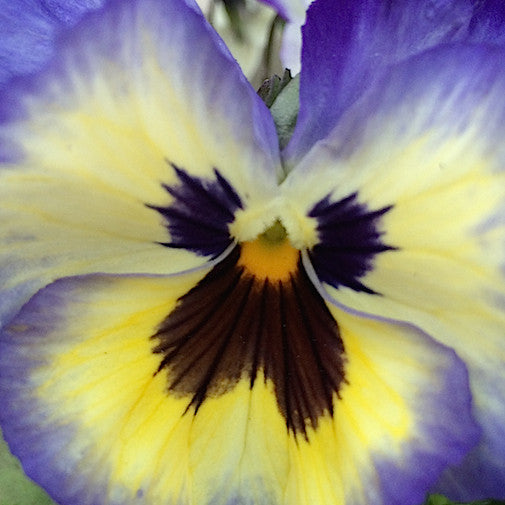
xmin=151 ymin=222 xmax=347 ymax=438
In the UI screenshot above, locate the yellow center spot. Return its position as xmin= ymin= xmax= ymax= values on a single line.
xmin=237 ymin=221 xmax=300 ymax=281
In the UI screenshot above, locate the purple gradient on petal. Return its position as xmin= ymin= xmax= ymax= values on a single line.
xmin=371 ymin=346 xmax=480 ymax=505
xmin=432 ymin=371 xmax=505 ymax=500
xmin=0 ymin=0 xmax=279 ymax=334
xmin=0 ymin=276 xmax=131 ymax=505
xmin=40 ymin=0 xmax=105 ymax=24
xmin=148 ymin=163 xmax=243 ymax=257
xmin=297 ymin=43 xmax=505 ymax=501
xmin=433 ymin=444 xmax=505 ymax=501
xmin=0 ymin=0 xmax=280 ymax=176
xmin=285 ymin=0 xmax=477 ymax=163
xmin=291 ymin=44 xmax=505 ymax=178
xmin=308 ymin=192 xmax=395 ymax=294
xmin=0 ymin=0 xmax=103 ymax=88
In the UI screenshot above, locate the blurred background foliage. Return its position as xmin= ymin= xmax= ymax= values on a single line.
xmin=198 ymin=0 xmax=285 ymax=87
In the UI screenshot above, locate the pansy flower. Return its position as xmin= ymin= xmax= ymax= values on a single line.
xmin=1 ymin=0 xmax=505 ymax=504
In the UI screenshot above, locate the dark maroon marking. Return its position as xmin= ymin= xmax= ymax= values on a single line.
xmin=147 ymin=162 xmax=243 ymax=258
xmin=308 ymin=192 xmax=396 ymax=294
xmin=152 ymin=246 xmax=346 ymax=438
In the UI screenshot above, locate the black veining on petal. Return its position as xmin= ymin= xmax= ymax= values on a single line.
xmin=308 ymin=192 xmax=396 ymax=294
xmin=151 ymin=246 xmax=346 ymax=438
xmin=146 ymin=162 xmax=243 ymax=257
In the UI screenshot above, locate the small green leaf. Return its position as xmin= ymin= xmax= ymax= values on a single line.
xmin=425 ymin=494 xmax=455 ymax=505
xmin=267 ymin=71 xmax=300 ymax=150
xmin=424 ymin=494 xmax=505 ymax=505
xmin=257 ymin=68 xmax=292 ymax=108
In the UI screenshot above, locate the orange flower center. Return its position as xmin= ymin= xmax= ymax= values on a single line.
xmin=236 ymin=221 xmax=299 ymax=281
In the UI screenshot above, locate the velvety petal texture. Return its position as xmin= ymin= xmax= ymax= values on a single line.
xmin=283 ymin=0 xmax=505 ymax=165
xmin=0 ymin=0 xmax=280 ymax=327
xmin=467 ymin=0 xmax=505 ymax=45
xmin=0 ymin=0 xmax=104 ymax=87
xmin=282 ymin=44 xmax=505 ymax=499
xmin=1 ymin=0 xmax=504 ymax=503
xmin=0 ymin=273 xmax=477 ymax=505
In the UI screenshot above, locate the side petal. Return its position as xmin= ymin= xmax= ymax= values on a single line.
xmin=0 ymin=0 xmax=280 ymax=326
xmin=284 ymin=0 xmax=481 ymax=165
xmin=282 ymin=45 xmax=505 ymax=499
xmin=0 ymin=273 xmax=477 ymax=505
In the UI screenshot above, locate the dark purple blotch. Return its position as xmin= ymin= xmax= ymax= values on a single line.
xmin=308 ymin=192 xmax=395 ymax=294
xmin=152 ymin=246 xmax=346 ymax=439
xmin=147 ymin=162 xmax=243 ymax=258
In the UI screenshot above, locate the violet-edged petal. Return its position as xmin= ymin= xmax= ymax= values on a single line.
xmin=272 ymin=0 xmax=505 ymax=76
xmin=284 ymin=0 xmax=480 ymax=165
xmin=0 ymin=0 xmax=105 ymax=87
xmin=0 ymin=269 xmax=477 ymax=505
xmin=281 ymin=44 xmax=505 ymax=498
xmin=0 ymin=0 xmax=280 ymax=328
xmin=261 ymin=0 xmax=501 ymax=78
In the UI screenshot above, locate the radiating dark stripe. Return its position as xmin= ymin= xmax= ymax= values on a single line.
xmin=308 ymin=192 xmax=396 ymax=293
xmin=146 ymin=163 xmax=243 ymax=257
xmin=152 ymin=246 xmax=346 ymax=438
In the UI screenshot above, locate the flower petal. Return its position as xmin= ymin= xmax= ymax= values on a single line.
xmin=283 ymin=45 xmax=505 ymax=498
xmin=38 ymin=0 xmax=105 ymax=23
xmin=0 ymin=0 xmax=280 ymax=326
xmin=0 ymin=0 xmax=104 ymax=87
xmin=0 ymin=271 xmax=478 ymax=505
xmin=284 ymin=0 xmax=486 ymax=164
xmin=467 ymin=0 xmax=505 ymax=45
xmin=300 ymin=306 xmax=478 ymax=505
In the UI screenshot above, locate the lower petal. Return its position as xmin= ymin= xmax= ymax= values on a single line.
xmin=290 ymin=306 xmax=478 ymax=505
xmin=0 ymin=273 xmax=478 ymax=505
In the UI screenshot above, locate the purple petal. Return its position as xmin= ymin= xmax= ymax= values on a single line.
xmin=284 ymin=0 xmax=491 ymax=164
xmin=282 ymin=43 xmax=505 ymax=498
xmin=39 ymin=0 xmax=105 ymax=23
xmin=433 ymin=419 xmax=505 ymax=500
xmin=468 ymin=0 xmax=505 ymax=45
xmin=0 ymin=0 xmax=104 ymax=87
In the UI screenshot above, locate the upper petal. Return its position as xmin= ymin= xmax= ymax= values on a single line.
xmin=0 ymin=0 xmax=280 ymax=327
xmin=282 ymin=44 xmax=505 ymax=499
xmin=284 ymin=0 xmax=499 ymax=165
xmin=0 ymin=0 xmax=104 ymax=87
